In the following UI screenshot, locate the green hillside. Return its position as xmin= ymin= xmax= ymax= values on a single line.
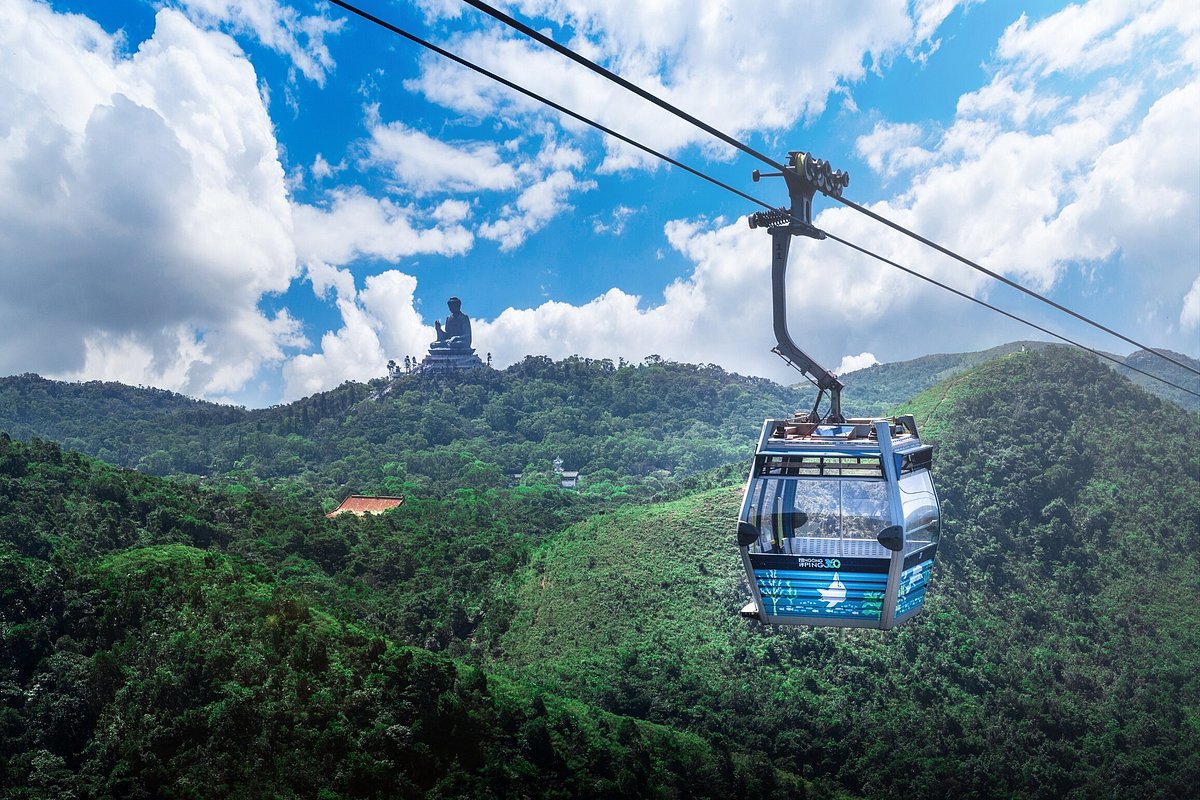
xmin=840 ymin=340 xmax=1200 ymax=415
xmin=2 ymin=345 xmax=1197 ymax=798
xmin=494 ymin=346 xmax=1200 ymax=798
xmin=0 ymin=359 xmax=804 ymax=502
xmin=1111 ymin=347 xmax=1200 ymax=411
xmin=5 ymin=342 xmax=1190 ymax=511
xmin=839 ymin=340 xmax=1056 ymax=417
xmin=0 ymin=434 xmax=823 ymax=799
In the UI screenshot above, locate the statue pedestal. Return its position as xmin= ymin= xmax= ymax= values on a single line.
xmin=415 ymin=347 xmax=485 ymax=374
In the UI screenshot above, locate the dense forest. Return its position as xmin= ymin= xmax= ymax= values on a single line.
xmin=1 ymin=343 xmax=1192 ymax=506
xmin=2 ymin=345 xmax=1198 ymax=797
xmin=493 ymin=348 xmax=1200 ymax=797
xmin=0 ymin=356 xmax=803 ymax=504
xmin=0 ymin=435 xmax=819 ymax=798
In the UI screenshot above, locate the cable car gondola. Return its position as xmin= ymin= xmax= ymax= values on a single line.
xmin=736 ymin=152 xmax=942 ymax=629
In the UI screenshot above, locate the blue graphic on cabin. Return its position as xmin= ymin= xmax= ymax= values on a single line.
xmin=895 ymin=558 xmax=934 ymax=617
xmin=752 ymin=562 xmax=887 ymax=620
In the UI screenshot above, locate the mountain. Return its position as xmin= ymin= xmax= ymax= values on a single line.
xmin=3 ymin=341 xmax=1194 ymax=500
xmin=490 ymin=346 xmax=1200 ymax=798
xmin=838 ymin=340 xmax=1057 ymax=416
xmin=840 ymin=340 xmax=1200 ymax=415
xmin=0 ymin=358 xmax=807 ymax=502
xmin=5 ymin=342 xmax=1190 ymax=507
xmin=1110 ymin=347 xmax=1200 ymax=411
xmin=0 ymin=434 xmax=821 ymax=799
xmin=2 ymin=345 xmax=1197 ymax=797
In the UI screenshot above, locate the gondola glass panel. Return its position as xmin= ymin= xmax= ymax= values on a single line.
xmin=894 ymin=469 xmax=941 ymax=621
xmin=743 ymin=475 xmax=892 ymax=623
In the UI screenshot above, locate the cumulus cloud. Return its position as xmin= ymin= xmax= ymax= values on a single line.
xmin=478 ymin=169 xmax=596 ymax=250
xmin=855 ymin=122 xmax=935 ymax=180
xmin=0 ymin=1 xmax=301 ymax=399
xmin=356 ymin=106 xmax=595 ymax=248
xmin=175 ymin=0 xmax=343 ymax=85
xmin=283 ymin=266 xmax=433 ymax=399
xmin=848 ymin=0 xmax=1200 ymax=353
xmin=996 ymin=0 xmax=1198 ymax=77
xmin=409 ymin=1 xmax=958 ymax=169
xmin=837 ymin=353 xmax=881 ymax=374
xmin=363 ymin=112 xmax=520 ymax=194
xmin=293 ymin=189 xmax=474 ymax=265
xmin=464 ymin=210 xmax=1005 ymax=386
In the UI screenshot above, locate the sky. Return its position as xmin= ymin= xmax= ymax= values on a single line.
xmin=1 ymin=0 xmax=1197 ymax=407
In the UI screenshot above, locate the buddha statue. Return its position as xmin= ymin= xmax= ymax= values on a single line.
xmin=430 ymin=296 xmax=472 ymax=351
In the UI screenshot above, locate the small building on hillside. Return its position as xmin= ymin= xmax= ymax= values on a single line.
xmin=326 ymin=495 xmax=405 ymax=517
xmin=553 ymin=457 xmax=581 ymax=490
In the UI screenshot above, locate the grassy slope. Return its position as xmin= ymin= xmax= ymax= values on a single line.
xmin=497 ymin=489 xmax=748 ymax=720
xmin=494 ymin=347 xmax=1200 ymax=799
xmin=838 ymin=340 xmax=1056 ymax=417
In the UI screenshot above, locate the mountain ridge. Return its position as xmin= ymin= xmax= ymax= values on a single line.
xmin=1 ymin=345 xmax=1197 ymax=797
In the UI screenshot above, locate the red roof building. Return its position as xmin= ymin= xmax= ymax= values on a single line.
xmin=326 ymin=495 xmax=405 ymax=517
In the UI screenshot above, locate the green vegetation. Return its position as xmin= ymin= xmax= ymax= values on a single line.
xmin=0 ymin=358 xmax=804 ymax=504
xmin=1111 ymin=347 xmax=1200 ymax=411
xmin=839 ymin=340 xmax=1056 ymax=416
xmin=841 ymin=341 xmax=1200 ymax=415
xmin=1 ymin=345 xmax=1197 ymax=797
xmin=494 ymin=347 xmax=1200 ymax=798
xmin=0 ymin=434 xmax=821 ymax=798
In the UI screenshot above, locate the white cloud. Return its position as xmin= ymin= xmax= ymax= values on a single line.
xmin=175 ymin=0 xmax=343 ymax=85
xmin=1182 ymin=274 xmax=1200 ymax=331
xmin=479 ymin=169 xmax=596 ymax=250
xmin=358 ymin=108 xmax=594 ymax=249
xmin=0 ymin=2 xmax=301 ymax=398
xmin=855 ymin=122 xmax=935 ymax=179
xmin=410 ymin=1 xmax=960 ymax=169
xmin=466 ymin=210 xmax=1007 ymax=386
xmin=837 ymin=353 xmax=881 ymax=375
xmin=464 ymin=216 xmax=817 ymax=377
xmin=954 ymin=74 xmax=1066 ymax=126
xmin=593 ymin=204 xmax=638 ymax=235
xmin=846 ymin=0 xmax=1200 ymax=356
xmin=293 ymin=188 xmax=474 ymax=265
xmin=363 ymin=111 xmax=518 ymax=194
xmin=283 ymin=267 xmax=433 ymax=399
xmin=311 ymin=152 xmax=343 ymax=181
xmin=997 ymin=0 xmax=1199 ymax=78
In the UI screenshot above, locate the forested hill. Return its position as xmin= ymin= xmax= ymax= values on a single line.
xmin=840 ymin=340 xmax=1199 ymax=415
xmin=1111 ymin=346 xmax=1200 ymax=411
xmin=0 ymin=359 xmax=801 ymax=500
xmin=491 ymin=346 xmax=1199 ymax=798
xmin=3 ymin=344 xmax=1193 ymax=504
xmin=1 ymin=346 xmax=1197 ymax=797
xmin=0 ymin=434 xmax=823 ymax=799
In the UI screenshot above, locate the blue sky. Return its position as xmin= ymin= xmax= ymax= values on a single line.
xmin=1 ymin=0 xmax=1197 ymax=406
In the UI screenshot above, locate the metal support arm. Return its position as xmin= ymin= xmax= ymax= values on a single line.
xmin=768 ymin=228 xmax=844 ymax=421
xmin=748 ymin=152 xmax=850 ymax=422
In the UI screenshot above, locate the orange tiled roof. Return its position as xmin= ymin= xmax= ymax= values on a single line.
xmin=326 ymin=495 xmax=405 ymax=517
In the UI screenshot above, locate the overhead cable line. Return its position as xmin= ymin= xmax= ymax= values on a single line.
xmin=829 ymin=194 xmax=1200 ymax=377
xmin=819 ymin=231 xmax=1200 ymax=398
xmin=457 ymin=0 xmax=789 ymax=174
xmin=322 ymin=0 xmax=1200 ymax=399
xmin=325 ymin=0 xmax=773 ymax=212
xmin=457 ymin=0 xmax=1200 ymax=379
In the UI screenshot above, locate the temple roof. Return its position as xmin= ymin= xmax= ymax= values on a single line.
xmin=326 ymin=495 xmax=405 ymax=517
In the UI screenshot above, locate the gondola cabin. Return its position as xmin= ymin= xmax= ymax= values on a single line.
xmin=736 ymin=415 xmax=940 ymax=629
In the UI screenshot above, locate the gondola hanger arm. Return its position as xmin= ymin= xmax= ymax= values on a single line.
xmin=748 ymin=152 xmax=849 ymax=422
